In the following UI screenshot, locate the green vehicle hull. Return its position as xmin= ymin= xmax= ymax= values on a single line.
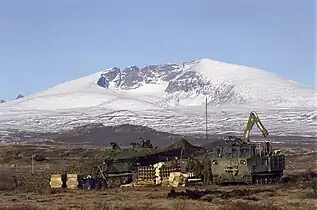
xmin=210 ymin=142 xmax=285 ymax=185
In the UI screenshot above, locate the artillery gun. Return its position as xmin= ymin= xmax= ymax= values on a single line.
xmin=211 ymin=111 xmax=285 ymax=185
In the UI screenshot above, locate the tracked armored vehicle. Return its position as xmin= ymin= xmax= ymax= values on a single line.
xmin=98 ymin=139 xmax=205 ymax=187
xmin=97 ymin=158 xmax=135 ymax=188
xmin=211 ymin=111 xmax=285 ymax=185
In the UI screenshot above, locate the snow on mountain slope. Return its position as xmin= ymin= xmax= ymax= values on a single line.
xmin=0 ymin=58 xmax=316 ymax=137
xmin=166 ymin=59 xmax=316 ymax=107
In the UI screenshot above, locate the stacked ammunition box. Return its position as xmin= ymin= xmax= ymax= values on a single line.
xmin=137 ymin=166 xmax=156 ymax=181
xmin=136 ymin=164 xmax=180 ymax=184
xmin=158 ymin=165 xmax=180 ymax=179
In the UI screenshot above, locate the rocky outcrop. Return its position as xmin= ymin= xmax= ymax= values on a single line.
xmin=16 ymin=94 xmax=24 ymax=99
xmin=99 ymin=64 xmax=183 ymax=89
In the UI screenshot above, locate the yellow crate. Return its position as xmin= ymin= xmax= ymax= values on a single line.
xmin=66 ymin=174 xmax=78 ymax=190
xmin=50 ymin=174 xmax=62 ymax=188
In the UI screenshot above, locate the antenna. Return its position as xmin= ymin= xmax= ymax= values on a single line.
xmin=180 ymin=143 xmax=184 ymax=160
xmin=31 ymin=154 xmax=34 ymax=174
xmin=205 ymin=96 xmax=208 ymax=141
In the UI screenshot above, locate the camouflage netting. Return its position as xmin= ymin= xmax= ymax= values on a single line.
xmin=66 ymin=157 xmax=104 ymax=176
xmin=113 ymin=148 xmax=160 ymax=160
xmin=65 ymin=148 xmax=150 ymax=175
xmin=164 ymin=138 xmax=205 ymax=157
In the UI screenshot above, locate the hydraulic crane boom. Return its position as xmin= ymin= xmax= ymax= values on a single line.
xmin=243 ymin=111 xmax=269 ymax=143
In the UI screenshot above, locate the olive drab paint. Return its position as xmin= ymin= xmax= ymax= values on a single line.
xmin=210 ymin=112 xmax=285 ymax=185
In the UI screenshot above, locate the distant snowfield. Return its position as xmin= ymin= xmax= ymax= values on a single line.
xmin=0 ymin=58 xmax=316 ymax=137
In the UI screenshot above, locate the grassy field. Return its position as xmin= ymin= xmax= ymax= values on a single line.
xmin=0 ymin=144 xmax=316 ymax=210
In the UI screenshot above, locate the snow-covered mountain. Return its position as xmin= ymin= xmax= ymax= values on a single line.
xmin=0 ymin=58 xmax=316 ymax=137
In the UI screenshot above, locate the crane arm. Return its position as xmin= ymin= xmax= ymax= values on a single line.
xmin=243 ymin=111 xmax=269 ymax=143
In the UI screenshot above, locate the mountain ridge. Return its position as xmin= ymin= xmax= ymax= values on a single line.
xmin=0 ymin=58 xmax=316 ymax=137
xmin=20 ymin=58 xmax=315 ymax=107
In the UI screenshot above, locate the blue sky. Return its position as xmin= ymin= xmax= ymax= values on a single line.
xmin=0 ymin=0 xmax=315 ymax=99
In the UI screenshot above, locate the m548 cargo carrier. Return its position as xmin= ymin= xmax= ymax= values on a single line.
xmin=211 ymin=111 xmax=285 ymax=185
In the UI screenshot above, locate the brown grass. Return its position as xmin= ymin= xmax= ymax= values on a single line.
xmin=0 ymin=184 xmax=316 ymax=210
xmin=0 ymin=144 xmax=317 ymax=210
